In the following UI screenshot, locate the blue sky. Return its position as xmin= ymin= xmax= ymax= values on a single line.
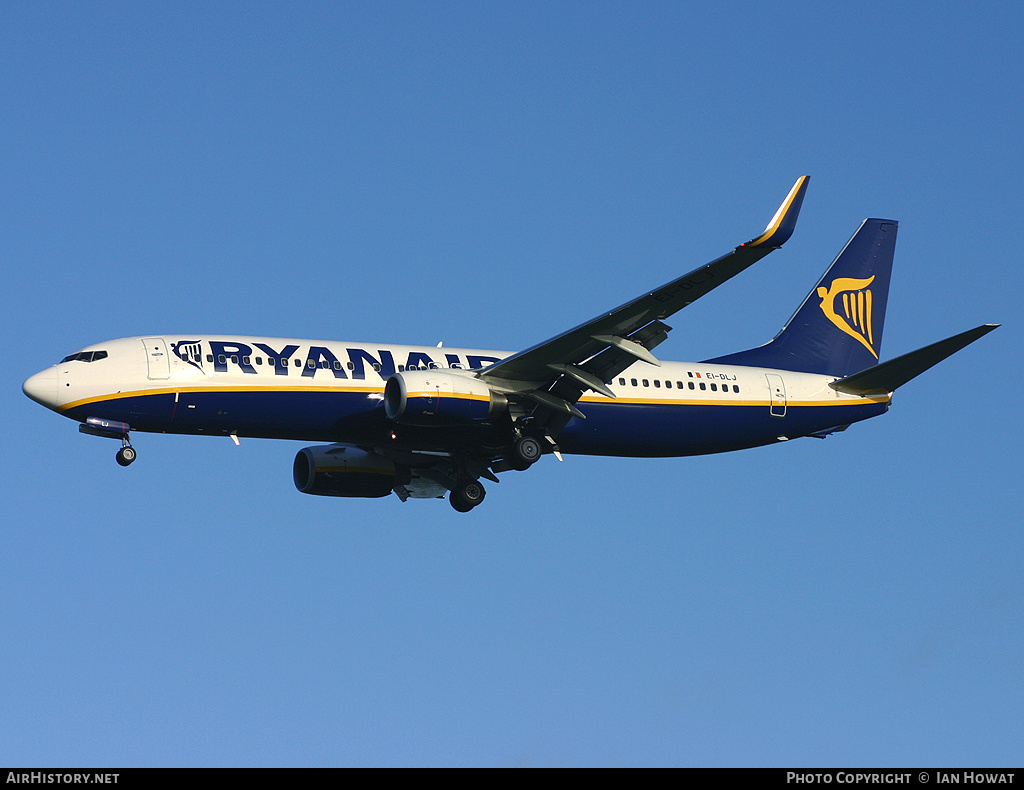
xmin=2 ymin=1 xmax=1021 ymax=767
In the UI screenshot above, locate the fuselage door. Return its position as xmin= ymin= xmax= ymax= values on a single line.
xmin=142 ymin=337 xmax=170 ymax=380
xmin=766 ymin=373 xmax=786 ymax=417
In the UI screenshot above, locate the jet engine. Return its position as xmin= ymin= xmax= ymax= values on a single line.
xmin=384 ymin=370 xmax=507 ymax=426
xmin=293 ymin=444 xmax=395 ymax=498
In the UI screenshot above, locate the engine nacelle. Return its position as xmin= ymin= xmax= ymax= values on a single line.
xmin=293 ymin=444 xmax=395 ymax=498
xmin=384 ymin=370 xmax=507 ymax=426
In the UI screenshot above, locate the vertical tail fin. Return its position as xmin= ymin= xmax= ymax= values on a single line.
xmin=707 ymin=218 xmax=897 ymax=376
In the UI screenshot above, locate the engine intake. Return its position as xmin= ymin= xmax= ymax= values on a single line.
xmin=384 ymin=370 xmax=506 ymax=426
xmin=293 ymin=444 xmax=395 ymax=498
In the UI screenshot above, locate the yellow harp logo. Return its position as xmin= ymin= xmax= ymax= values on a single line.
xmin=817 ymin=276 xmax=878 ymax=358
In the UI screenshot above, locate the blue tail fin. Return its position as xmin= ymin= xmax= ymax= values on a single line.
xmin=706 ymin=218 xmax=897 ymax=376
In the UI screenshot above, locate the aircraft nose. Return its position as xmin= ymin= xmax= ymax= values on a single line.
xmin=23 ymin=368 xmax=59 ymax=409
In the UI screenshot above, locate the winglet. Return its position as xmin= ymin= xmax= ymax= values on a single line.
xmin=743 ymin=175 xmax=810 ymax=249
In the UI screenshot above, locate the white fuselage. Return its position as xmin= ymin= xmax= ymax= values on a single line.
xmin=24 ymin=335 xmax=890 ymax=457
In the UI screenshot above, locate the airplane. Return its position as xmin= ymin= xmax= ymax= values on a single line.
xmin=22 ymin=177 xmax=998 ymax=512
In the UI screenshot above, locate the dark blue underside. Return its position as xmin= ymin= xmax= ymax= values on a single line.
xmin=64 ymin=390 xmax=888 ymax=457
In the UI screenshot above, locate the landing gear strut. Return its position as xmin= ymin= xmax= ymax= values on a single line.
xmin=450 ymin=478 xmax=486 ymax=512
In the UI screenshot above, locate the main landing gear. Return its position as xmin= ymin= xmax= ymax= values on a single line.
xmin=449 ymin=478 xmax=486 ymax=512
xmin=446 ymin=433 xmax=545 ymax=512
xmin=511 ymin=435 xmax=542 ymax=470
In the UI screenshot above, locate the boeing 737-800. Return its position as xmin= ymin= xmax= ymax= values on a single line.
xmin=22 ymin=177 xmax=997 ymax=511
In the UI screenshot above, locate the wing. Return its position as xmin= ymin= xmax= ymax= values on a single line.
xmin=477 ymin=176 xmax=810 ymax=428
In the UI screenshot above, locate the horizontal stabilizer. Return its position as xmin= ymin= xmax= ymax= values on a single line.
xmin=830 ymin=324 xmax=998 ymax=395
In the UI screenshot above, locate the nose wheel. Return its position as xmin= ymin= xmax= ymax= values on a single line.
xmin=115 ymin=441 xmax=137 ymax=467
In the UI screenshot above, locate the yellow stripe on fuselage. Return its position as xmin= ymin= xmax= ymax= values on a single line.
xmin=57 ymin=384 xmax=385 ymax=412
xmin=577 ymin=394 xmax=890 ymax=408
xmin=404 ymin=390 xmax=491 ymax=402
xmin=59 ymin=383 xmax=890 ymax=413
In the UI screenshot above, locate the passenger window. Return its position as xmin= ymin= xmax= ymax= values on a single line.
xmin=654 ymin=380 xmax=660 ymax=388
xmin=255 ymin=357 xmax=262 ymax=365
xmin=631 ymin=378 xmax=637 ymax=386
xmin=618 ymin=378 xmax=625 ymax=386
xmin=207 ymin=355 xmax=213 ymax=363
xmin=688 ymin=382 xmax=695 ymax=390
xmin=642 ymin=379 xmax=649 ymax=387
xmin=218 ymin=355 xmax=226 ymax=364
xmin=711 ymin=383 xmax=717 ymax=391
xmin=676 ymin=381 xmax=684 ymax=388
xmin=665 ymin=381 xmax=672 ymax=389
xmin=699 ymin=382 xmax=706 ymax=391
xmin=734 ymin=385 xmax=740 ymax=393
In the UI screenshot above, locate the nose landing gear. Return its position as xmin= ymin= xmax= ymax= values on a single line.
xmin=79 ymin=417 xmax=137 ymax=467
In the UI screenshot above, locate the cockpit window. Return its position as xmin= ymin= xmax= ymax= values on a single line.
xmin=61 ymin=350 xmax=108 ymax=363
